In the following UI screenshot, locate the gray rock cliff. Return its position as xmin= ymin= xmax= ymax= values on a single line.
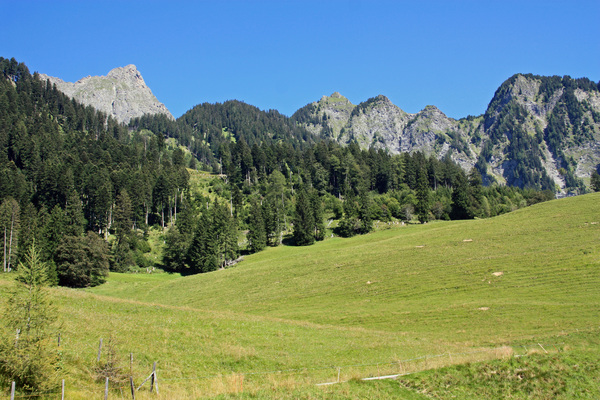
xmin=293 ymin=74 xmax=600 ymax=192
xmin=39 ymin=65 xmax=173 ymax=124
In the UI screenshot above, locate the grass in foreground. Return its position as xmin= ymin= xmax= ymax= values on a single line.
xmin=0 ymin=193 xmax=599 ymax=398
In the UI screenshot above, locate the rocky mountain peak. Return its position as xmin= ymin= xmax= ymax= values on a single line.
xmin=39 ymin=65 xmax=173 ymax=124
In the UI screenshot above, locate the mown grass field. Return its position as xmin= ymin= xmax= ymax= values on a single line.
xmin=1 ymin=193 xmax=599 ymax=399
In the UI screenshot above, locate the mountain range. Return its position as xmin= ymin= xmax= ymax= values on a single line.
xmin=41 ymin=66 xmax=600 ymax=192
xmin=292 ymin=75 xmax=600 ymax=191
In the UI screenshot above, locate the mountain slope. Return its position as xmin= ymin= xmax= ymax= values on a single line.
xmin=81 ymin=193 xmax=600 ymax=396
xmin=39 ymin=65 xmax=173 ymax=123
xmin=293 ymin=75 xmax=600 ymax=192
xmin=91 ymin=193 xmax=600 ymax=340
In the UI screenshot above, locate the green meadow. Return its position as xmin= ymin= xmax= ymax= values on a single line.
xmin=1 ymin=193 xmax=599 ymax=399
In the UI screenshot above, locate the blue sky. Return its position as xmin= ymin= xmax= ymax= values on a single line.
xmin=3 ymin=0 xmax=599 ymax=119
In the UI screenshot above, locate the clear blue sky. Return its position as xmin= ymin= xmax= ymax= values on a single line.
xmin=3 ymin=0 xmax=599 ymax=119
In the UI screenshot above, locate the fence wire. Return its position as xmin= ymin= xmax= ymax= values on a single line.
xmin=1 ymin=325 xmax=598 ymax=398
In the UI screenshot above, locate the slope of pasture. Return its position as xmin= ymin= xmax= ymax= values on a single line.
xmin=92 ymin=193 xmax=600 ymax=349
xmin=2 ymin=193 xmax=599 ymax=398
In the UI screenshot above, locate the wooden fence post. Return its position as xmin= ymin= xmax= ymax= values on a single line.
xmin=150 ymin=361 xmax=158 ymax=394
xmin=130 ymin=376 xmax=135 ymax=400
xmin=104 ymin=377 xmax=109 ymax=400
xmin=97 ymin=338 xmax=103 ymax=362
xmin=129 ymin=353 xmax=135 ymax=399
xmin=10 ymin=381 xmax=15 ymax=400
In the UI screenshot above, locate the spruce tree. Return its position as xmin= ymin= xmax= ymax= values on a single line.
xmin=591 ymin=170 xmax=600 ymax=192
xmin=64 ymin=189 xmax=84 ymax=237
xmin=187 ymin=210 xmax=218 ymax=273
xmin=451 ymin=171 xmax=471 ymax=220
xmin=358 ymin=190 xmax=374 ymax=233
xmin=293 ymin=188 xmax=315 ymax=246
xmin=212 ymin=200 xmax=238 ymax=268
xmin=311 ymin=191 xmax=325 ymax=241
xmin=0 ymin=197 xmax=20 ymax=272
xmin=247 ymin=199 xmax=266 ymax=253
xmin=416 ymin=165 xmax=430 ymax=223
xmin=113 ymin=189 xmax=133 ymax=241
xmin=163 ymin=225 xmax=190 ymax=272
xmin=0 ymin=243 xmax=59 ymax=393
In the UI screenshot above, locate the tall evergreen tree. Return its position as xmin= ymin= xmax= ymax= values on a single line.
xmin=212 ymin=200 xmax=238 ymax=268
xmin=113 ymin=189 xmax=133 ymax=241
xmin=64 ymin=189 xmax=84 ymax=237
xmin=0 ymin=197 xmax=20 ymax=272
xmin=0 ymin=243 xmax=59 ymax=393
xmin=187 ymin=210 xmax=218 ymax=273
xmin=451 ymin=171 xmax=471 ymax=220
xmin=358 ymin=190 xmax=374 ymax=233
xmin=293 ymin=188 xmax=315 ymax=246
xmin=247 ymin=199 xmax=266 ymax=253
xmin=162 ymin=225 xmax=190 ymax=273
xmin=590 ymin=170 xmax=600 ymax=192
xmin=311 ymin=191 xmax=325 ymax=241
xmin=416 ymin=165 xmax=430 ymax=223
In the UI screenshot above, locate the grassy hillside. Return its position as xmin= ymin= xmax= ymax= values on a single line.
xmin=1 ymin=193 xmax=599 ymax=398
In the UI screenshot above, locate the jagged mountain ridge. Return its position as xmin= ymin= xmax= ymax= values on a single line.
xmin=39 ymin=65 xmax=173 ymax=124
xmin=292 ymin=74 xmax=600 ymax=191
xmin=35 ymin=63 xmax=600 ymax=192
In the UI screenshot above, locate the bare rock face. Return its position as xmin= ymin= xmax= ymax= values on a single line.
xmin=344 ymin=95 xmax=415 ymax=151
xmin=294 ymin=73 xmax=600 ymax=191
xmin=39 ymin=65 xmax=173 ymax=124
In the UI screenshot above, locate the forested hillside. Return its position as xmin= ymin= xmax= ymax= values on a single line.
xmin=293 ymin=75 xmax=600 ymax=193
xmin=0 ymin=58 xmax=563 ymax=286
xmin=0 ymin=57 xmax=189 ymax=284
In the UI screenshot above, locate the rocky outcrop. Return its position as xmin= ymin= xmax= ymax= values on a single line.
xmin=343 ymin=95 xmax=414 ymax=151
xmin=39 ymin=65 xmax=173 ymax=124
xmin=294 ymin=74 xmax=600 ymax=191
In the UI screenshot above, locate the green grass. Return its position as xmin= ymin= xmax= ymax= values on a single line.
xmin=1 ymin=193 xmax=599 ymax=398
xmin=397 ymin=329 xmax=600 ymax=399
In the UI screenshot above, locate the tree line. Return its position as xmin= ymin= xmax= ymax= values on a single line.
xmin=1 ymin=57 xmax=556 ymax=285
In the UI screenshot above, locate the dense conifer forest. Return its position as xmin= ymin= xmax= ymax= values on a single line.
xmin=0 ymin=57 xmax=558 ymax=285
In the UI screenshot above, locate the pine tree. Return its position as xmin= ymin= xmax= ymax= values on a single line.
xmin=0 ymin=243 xmax=59 ymax=392
xmin=293 ymin=188 xmax=315 ymax=246
xmin=247 ymin=199 xmax=266 ymax=253
xmin=187 ymin=209 xmax=218 ymax=273
xmin=0 ymin=197 xmax=20 ymax=272
xmin=468 ymin=168 xmax=485 ymax=218
xmin=338 ymin=191 xmax=359 ymax=237
xmin=42 ymin=205 xmax=66 ymax=261
xmin=212 ymin=200 xmax=238 ymax=267
xmin=262 ymin=197 xmax=280 ymax=246
xmin=591 ymin=170 xmax=600 ymax=192
xmin=451 ymin=171 xmax=471 ymax=220
xmin=416 ymin=165 xmax=430 ymax=223
xmin=113 ymin=189 xmax=133 ymax=241
xmin=64 ymin=189 xmax=84 ymax=237
xmin=311 ymin=191 xmax=325 ymax=241
xmin=358 ymin=190 xmax=374 ymax=233
xmin=162 ymin=225 xmax=190 ymax=272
